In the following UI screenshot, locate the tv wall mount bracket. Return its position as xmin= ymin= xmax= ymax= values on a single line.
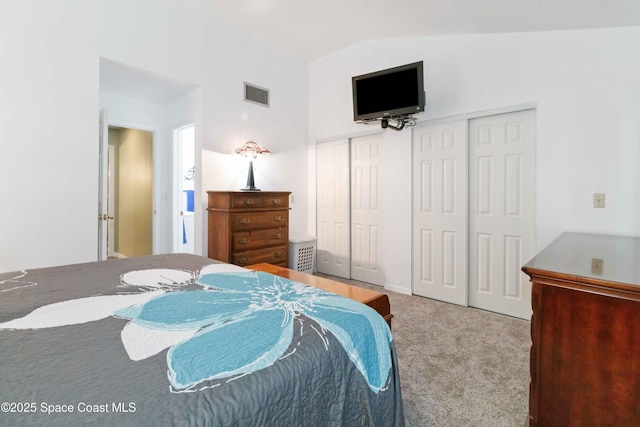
xmin=358 ymin=114 xmax=417 ymax=131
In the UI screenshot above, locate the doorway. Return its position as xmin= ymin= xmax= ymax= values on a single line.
xmin=175 ymin=123 xmax=195 ymax=253
xmin=107 ymin=126 xmax=154 ymax=258
xmin=99 ymin=59 xmax=201 ymax=259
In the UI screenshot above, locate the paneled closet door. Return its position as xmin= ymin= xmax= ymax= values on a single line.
xmin=469 ymin=109 xmax=536 ymax=319
xmin=351 ymin=134 xmax=385 ymax=286
xmin=316 ymin=139 xmax=351 ymax=279
xmin=412 ymin=121 xmax=468 ymax=305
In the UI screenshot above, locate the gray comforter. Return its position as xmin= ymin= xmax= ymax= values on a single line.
xmin=0 ymin=254 xmax=404 ymax=426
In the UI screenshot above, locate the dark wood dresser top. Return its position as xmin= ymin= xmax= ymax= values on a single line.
xmin=523 ymin=232 xmax=640 ymax=293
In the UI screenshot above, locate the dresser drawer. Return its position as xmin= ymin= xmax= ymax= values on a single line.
xmin=263 ymin=194 xmax=289 ymax=208
xmin=233 ymin=245 xmax=288 ymax=266
xmin=232 ymin=210 xmax=288 ymax=231
xmin=233 ymin=229 xmax=287 ymax=251
xmin=231 ymin=194 xmax=264 ymax=209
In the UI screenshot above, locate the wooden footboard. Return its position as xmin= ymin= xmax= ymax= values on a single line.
xmin=245 ymin=263 xmax=393 ymax=329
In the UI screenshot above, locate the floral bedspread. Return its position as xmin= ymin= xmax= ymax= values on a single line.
xmin=0 ymin=254 xmax=404 ymax=426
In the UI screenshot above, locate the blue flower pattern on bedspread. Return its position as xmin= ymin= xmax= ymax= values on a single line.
xmin=114 ymin=271 xmax=393 ymax=393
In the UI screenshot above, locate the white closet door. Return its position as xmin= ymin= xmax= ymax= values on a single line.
xmin=351 ymin=134 xmax=384 ymax=286
xmin=412 ymin=121 xmax=468 ymax=305
xmin=469 ymin=109 xmax=536 ymax=319
xmin=316 ymin=139 xmax=351 ymax=278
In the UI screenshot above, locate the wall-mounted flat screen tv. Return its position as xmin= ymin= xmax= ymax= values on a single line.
xmin=352 ymin=61 xmax=425 ymax=122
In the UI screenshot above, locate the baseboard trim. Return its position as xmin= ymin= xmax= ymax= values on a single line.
xmin=385 ymin=284 xmax=412 ymax=295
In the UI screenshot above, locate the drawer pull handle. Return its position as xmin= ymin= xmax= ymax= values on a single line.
xmin=272 ymin=199 xmax=281 ymax=205
xmin=274 ymin=251 xmax=284 ymax=257
xmin=239 ymin=218 xmax=250 ymax=224
xmin=238 ymin=257 xmax=249 ymax=264
xmin=238 ymin=238 xmax=250 ymax=244
xmin=244 ymin=199 xmax=255 ymax=205
xmin=274 ymin=216 xmax=284 ymax=222
xmin=275 ymin=233 xmax=284 ymax=239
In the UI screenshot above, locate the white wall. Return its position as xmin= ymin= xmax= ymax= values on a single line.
xmin=0 ymin=0 xmax=308 ymax=272
xmin=309 ymin=27 xmax=640 ymax=293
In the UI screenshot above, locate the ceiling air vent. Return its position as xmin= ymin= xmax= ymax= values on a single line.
xmin=244 ymin=82 xmax=270 ymax=107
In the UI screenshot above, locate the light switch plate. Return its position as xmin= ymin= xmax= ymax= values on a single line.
xmin=591 ymin=258 xmax=603 ymax=275
xmin=593 ymin=193 xmax=605 ymax=208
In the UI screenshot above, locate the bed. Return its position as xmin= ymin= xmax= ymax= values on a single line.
xmin=0 ymin=253 xmax=404 ymax=426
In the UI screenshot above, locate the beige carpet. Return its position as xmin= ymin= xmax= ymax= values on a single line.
xmin=318 ymin=274 xmax=531 ymax=427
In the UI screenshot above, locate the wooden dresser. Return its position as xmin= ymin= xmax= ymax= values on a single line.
xmin=522 ymin=232 xmax=640 ymax=426
xmin=207 ymin=191 xmax=291 ymax=267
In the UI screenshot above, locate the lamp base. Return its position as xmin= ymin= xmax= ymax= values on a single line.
xmin=241 ymin=160 xmax=262 ymax=192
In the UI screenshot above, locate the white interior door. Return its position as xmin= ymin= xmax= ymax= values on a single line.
xmin=175 ymin=124 xmax=195 ymax=254
xmin=351 ymin=134 xmax=384 ymax=286
xmin=98 ymin=109 xmax=109 ymax=260
xmin=316 ymin=139 xmax=351 ymax=278
xmin=469 ymin=109 xmax=536 ymax=319
xmin=412 ymin=120 xmax=468 ymax=305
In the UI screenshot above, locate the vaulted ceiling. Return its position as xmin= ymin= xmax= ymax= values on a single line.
xmin=100 ymin=0 xmax=640 ymax=103
xmin=198 ymin=0 xmax=640 ymax=60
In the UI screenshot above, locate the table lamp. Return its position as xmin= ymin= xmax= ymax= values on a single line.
xmin=234 ymin=140 xmax=271 ymax=191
